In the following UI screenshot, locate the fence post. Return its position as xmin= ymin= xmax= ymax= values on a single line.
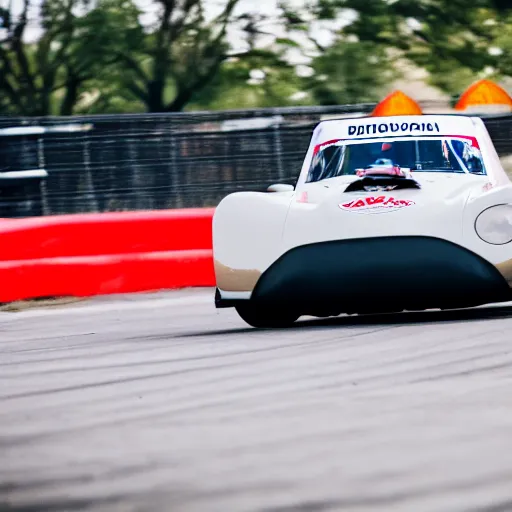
xmin=37 ymin=135 xmax=50 ymax=215
xmin=170 ymin=129 xmax=181 ymax=209
xmin=273 ymin=123 xmax=285 ymax=182
xmin=0 ymin=127 xmax=47 ymax=217
xmin=82 ymin=137 xmax=99 ymax=212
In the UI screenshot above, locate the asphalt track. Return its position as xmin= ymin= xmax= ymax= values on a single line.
xmin=3 ymin=289 xmax=512 ymax=512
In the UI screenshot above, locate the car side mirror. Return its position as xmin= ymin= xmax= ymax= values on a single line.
xmin=267 ymin=183 xmax=295 ymax=193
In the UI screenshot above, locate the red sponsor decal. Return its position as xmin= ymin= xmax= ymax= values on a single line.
xmin=313 ymin=139 xmax=343 ymax=155
xmin=339 ymin=195 xmax=415 ymax=213
xmin=444 ymin=135 xmax=480 ymax=149
xmin=313 ymin=134 xmax=479 ymax=157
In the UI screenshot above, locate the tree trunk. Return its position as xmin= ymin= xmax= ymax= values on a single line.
xmin=165 ymin=87 xmax=195 ymax=112
xmin=60 ymin=76 xmax=80 ymax=115
xmin=146 ymin=79 xmax=167 ymax=112
xmin=39 ymin=70 xmax=56 ymax=116
xmin=165 ymin=59 xmax=224 ymax=112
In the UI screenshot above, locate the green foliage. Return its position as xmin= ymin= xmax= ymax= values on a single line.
xmin=307 ymin=40 xmax=398 ymax=105
xmin=188 ymin=56 xmax=312 ymax=110
xmin=82 ymin=0 xmax=311 ymax=113
xmin=335 ymin=0 xmax=512 ymax=94
xmin=0 ymin=0 xmax=511 ymax=115
xmin=0 ymin=0 xmax=143 ymax=115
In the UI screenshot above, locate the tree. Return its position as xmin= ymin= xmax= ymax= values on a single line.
xmin=70 ymin=0 xmax=146 ymax=114
xmin=247 ymin=0 xmax=401 ymax=107
xmin=0 ymin=0 xmax=69 ymax=115
xmin=186 ymin=48 xmax=312 ymax=110
xmin=102 ymin=0 xmax=309 ymax=112
xmin=307 ymin=40 xmax=398 ymax=105
xmin=0 ymin=0 xmax=140 ymax=115
xmin=0 ymin=0 xmax=318 ymax=114
xmin=6 ymin=0 xmax=509 ymax=116
xmin=313 ymin=0 xmax=512 ymax=96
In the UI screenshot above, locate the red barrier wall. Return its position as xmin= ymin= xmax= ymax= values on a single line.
xmin=0 ymin=208 xmax=215 ymax=260
xmin=0 ymin=208 xmax=216 ymax=303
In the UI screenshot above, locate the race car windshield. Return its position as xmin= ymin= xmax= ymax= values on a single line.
xmin=307 ymin=137 xmax=487 ymax=183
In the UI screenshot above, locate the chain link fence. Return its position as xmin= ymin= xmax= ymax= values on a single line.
xmin=0 ymin=101 xmax=511 ymax=217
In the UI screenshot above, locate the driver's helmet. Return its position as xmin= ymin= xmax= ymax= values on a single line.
xmin=370 ymin=158 xmax=394 ymax=167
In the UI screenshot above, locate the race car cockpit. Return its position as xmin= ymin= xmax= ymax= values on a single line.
xmin=307 ymin=137 xmax=487 ymax=183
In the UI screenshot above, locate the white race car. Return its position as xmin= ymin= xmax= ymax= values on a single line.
xmin=213 ymin=114 xmax=512 ymax=327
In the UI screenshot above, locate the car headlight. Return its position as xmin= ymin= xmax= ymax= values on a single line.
xmin=475 ymin=204 xmax=512 ymax=245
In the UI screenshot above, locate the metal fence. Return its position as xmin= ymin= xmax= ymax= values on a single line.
xmin=1 ymin=101 xmax=512 ymax=217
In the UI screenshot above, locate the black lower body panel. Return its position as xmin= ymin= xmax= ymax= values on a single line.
xmin=217 ymin=236 xmax=512 ymax=316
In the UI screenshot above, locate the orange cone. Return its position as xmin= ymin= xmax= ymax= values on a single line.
xmin=455 ymin=79 xmax=512 ymax=111
xmin=372 ymin=91 xmax=423 ymax=117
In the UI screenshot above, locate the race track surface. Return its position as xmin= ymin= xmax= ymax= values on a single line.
xmin=2 ymin=289 xmax=512 ymax=512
